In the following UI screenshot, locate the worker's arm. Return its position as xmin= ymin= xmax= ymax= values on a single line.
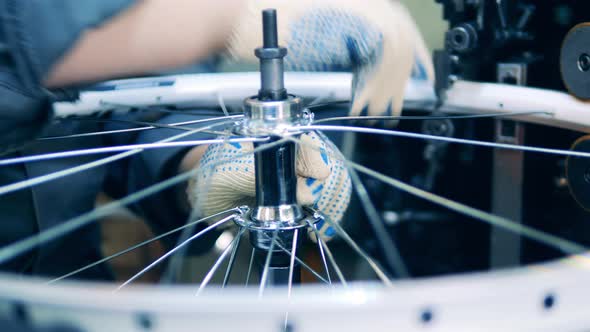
xmin=1 ymin=0 xmax=244 ymax=90
xmin=45 ymin=0 xmax=244 ymax=87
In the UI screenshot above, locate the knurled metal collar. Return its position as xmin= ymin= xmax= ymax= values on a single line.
xmin=234 ymin=205 xmax=323 ymax=231
xmin=239 ymin=95 xmax=310 ymax=136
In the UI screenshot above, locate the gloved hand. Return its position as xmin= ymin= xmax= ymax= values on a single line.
xmin=226 ymin=0 xmax=434 ymax=117
xmin=187 ymin=133 xmax=352 ymax=241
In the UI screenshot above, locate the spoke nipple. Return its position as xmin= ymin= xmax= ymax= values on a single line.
xmin=237 ymin=205 xmax=251 ymax=215
xmin=313 ymin=211 xmax=324 ymax=221
xmin=302 ymin=109 xmax=315 ymax=124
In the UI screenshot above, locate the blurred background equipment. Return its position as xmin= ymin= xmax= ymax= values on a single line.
xmin=560 ymin=22 xmax=590 ymax=99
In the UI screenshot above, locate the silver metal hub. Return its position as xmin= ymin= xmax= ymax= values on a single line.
xmin=234 ymin=206 xmax=322 ymax=231
xmin=234 ymin=206 xmax=323 ymax=252
xmin=240 ymin=95 xmax=307 ymax=135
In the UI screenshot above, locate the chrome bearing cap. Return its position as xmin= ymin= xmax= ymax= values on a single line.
xmin=241 ymin=95 xmax=306 ymax=135
xmin=234 ymin=206 xmax=323 ymax=231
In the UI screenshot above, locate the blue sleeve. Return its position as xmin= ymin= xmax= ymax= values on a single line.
xmin=0 ymin=0 xmax=137 ymax=93
xmin=103 ymin=112 xmax=222 ymax=254
xmin=124 ymin=113 xmax=216 ymax=196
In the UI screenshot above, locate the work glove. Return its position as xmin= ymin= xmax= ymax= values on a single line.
xmin=187 ymin=133 xmax=352 ymax=241
xmin=226 ymin=0 xmax=434 ymax=117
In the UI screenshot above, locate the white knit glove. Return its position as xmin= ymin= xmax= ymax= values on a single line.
xmin=226 ymin=0 xmax=434 ymax=117
xmin=187 ymin=133 xmax=351 ymax=241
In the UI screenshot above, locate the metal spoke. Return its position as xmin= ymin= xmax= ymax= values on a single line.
xmin=0 ymin=120 xmax=234 ymax=198
xmin=258 ymin=231 xmax=278 ymax=298
xmin=43 ymin=127 xmax=154 ymax=140
xmin=350 ymin=161 xmax=588 ymax=255
xmin=161 ymin=135 xmax=232 ymax=283
xmin=313 ymin=226 xmax=332 ymax=285
xmin=0 ymin=137 xmax=289 ymax=265
xmin=160 ymin=210 xmax=200 ymax=284
xmin=306 ymin=100 xmax=350 ymax=109
xmin=40 ymin=115 xmax=243 ymax=141
xmin=324 ymin=216 xmax=392 ymax=286
xmin=245 ymin=248 xmax=255 ymax=286
xmin=313 ymin=111 xmax=552 ymax=124
xmin=284 ymin=229 xmax=299 ymax=330
xmin=97 ymin=101 xmax=241 ymax=117
xmin=116 ymin=215 xmax=235 ymax=291
xmin=315 ymin=131 xmax=408 ymax=278
xmin=118 ymin=92 xmax=241 ymax=289
xmin=47 ymin=209 xmax=239 ymax=284
xmin=287 ymin=230 xmax=299 ymax=296
xmin=0 ymin=137 xmax=268 ymax=166
xmin=348 ymin=169 xmax=409 ymax=278
xmin=295 ymin=125 xmax=590 ymax=160
xmin=61 ymin=117 xmax=232 ymax=137
xmin=291 ymin=130 xmax=587 ymax=272
xmin=156 ymin=89 xmax=242 ymax=287
xmin=197 ymin=227 xmax=246 ymax=296
xmin=58 ymin=116 xmax=229 ymax=137
xmin=222 ymin=229 xmax=245 ymax=288
xmin=261 ymin=232 xmax=329 ymax=284
xmin=60 ymin=116 xmax=196 ymax=132
xmin=217 ymin=92 xmax=231 ymax=117
xmin=0 ymin=161 xmax=201 ymax=264
xmin=281 ymin=134 xmax=392 ymax=285
xmin=309 ymin=222 xmax=346 ymax=287
xmin=160 ymin=128 xmax=253 ymax=282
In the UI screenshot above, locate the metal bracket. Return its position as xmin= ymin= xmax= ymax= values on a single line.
xmin=489 ymin=63 xmax=527 ymax=268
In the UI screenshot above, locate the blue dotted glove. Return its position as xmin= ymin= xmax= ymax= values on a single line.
xmin=227 ymin=0 xmax=434 ymax=116
xmin=187 ymin=133 xmax=352 ymax=241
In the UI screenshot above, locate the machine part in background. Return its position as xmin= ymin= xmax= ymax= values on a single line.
xmin=447 ymin=23 xmax=479 ymax=53
xmin=560 ymin=23 xmax=590 ymax=100
xmin=431 ymin=0 xmax=590 ymax=270
xmin=419 ymin=116 xmax=455 ymax=191
xmin=490 ymin=120 xmax=525 ymax=267
xmin=347 ymin=114 xmax=493 ymax=278
xmin=434 ymin=0 xmax=590 ymax=101
xmin=433 ymin=49 xmax=455 ymax=102
xmin=489 ymin=63 xmax=527 ymax=268
xmin=566 ymin=135 xmax=590 ymax=211
xmin=497 ymin=63 xmax=527 ymax=86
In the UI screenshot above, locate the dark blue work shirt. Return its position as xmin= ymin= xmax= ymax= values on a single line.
xmin=0 ymin=0 xmax=219 ymax=279
xmin=0 ymin=0 xmax=288 ymax=280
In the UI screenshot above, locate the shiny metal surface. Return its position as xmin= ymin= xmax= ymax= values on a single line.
xmin=252 ymin=205 xmax=304 ymax=223
xmin=2 ymin=254 xmax=590 ymax=332
xmin=234 ymin=206 xmax=322 ymax=231
xmin=561 ymin=23 xmax=590 ymax=100
xmin=241 ymin=96 xmax=306 ymax=135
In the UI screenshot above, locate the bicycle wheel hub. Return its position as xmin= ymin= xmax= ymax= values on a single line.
xmin=231 ymin=9 xmax=325 ymax=281
xmin=234 ymin=206 xmax=323 ymax=231
xmin=240 ymin=95 xmax=309 ymax=136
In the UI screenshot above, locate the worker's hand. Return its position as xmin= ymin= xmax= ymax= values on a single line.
xmin=226 ymin=0 xmax=434 ymax=117
xmin=187 ymin=133 xmax=351 ymax=241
